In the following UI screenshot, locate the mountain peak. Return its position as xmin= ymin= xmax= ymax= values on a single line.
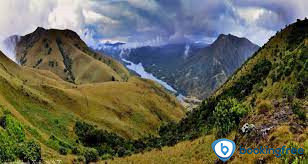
xmin=34 ymin=26 xmax=45 ymax=31
xmin=211 ymin=33 xmax=258 ymax=49
xmin=32 ymin=27 xmax=46 ymax=36
xmin=216 ymin=33 xmax=243 ymax=42
xmin=12 ymin=27 xmax=130 ymax=84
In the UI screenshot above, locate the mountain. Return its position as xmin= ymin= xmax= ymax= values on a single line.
xmin=100 ymin=19 xmax=307 ymax=163
xmin=100 ymin=35 xmax=259 ymax=99
xmin=11 ymin=27 xmax=130 ymax=84
xmin=0 ymin=28 xmax=185 ymax=162
xmin=176 ymin=34 xmax=259 ymax=98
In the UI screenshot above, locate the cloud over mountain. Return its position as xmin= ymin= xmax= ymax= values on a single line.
xmin=0 ymin=0 xmax=307 ymax=48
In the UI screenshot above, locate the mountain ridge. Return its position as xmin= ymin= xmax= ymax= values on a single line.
xmin=98 ymin=34 xmax=259 ymax=99
xmin=106 ymin=18 xmax=308 ymax=164
xmin=6 ymin=27 xmax=130 ymax=84
xmin=0 ymin=27 xmax=186 ymax=162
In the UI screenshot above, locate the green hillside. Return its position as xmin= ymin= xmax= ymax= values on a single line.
xmin=105 ymin=19 xmax=308 ymax=164
xmin=0 ymin=39 xmax=185 ymax=162
xmin=0 ymin=18 xmax=306 ymax=164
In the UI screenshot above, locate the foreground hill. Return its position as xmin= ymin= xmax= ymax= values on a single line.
xmin=8 ymin=27 xmax=130 ymax=84
xmin=105 ymin=19 xmax=308 ymax=163
xmin=0 ymin=30 xmax=186 ymax=161
xmin=103 ymin=34 xmax=259 ymax=99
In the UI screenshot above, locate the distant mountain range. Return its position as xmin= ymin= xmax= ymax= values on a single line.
xmin=98 ymin=34 xmax=259 ymax=99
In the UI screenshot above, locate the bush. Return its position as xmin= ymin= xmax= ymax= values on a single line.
xmin=0 ymin=115 xmax=25 ymax=143
xmin=72 ymin=146 xmax=83 ymax=155
xmin=18 ymin=140 xmax=42 ymax=162
xmin=59 ymin=147 xmax=68 ymax=155
xmin=283 ymin=65 xmax=292 ymax=76
xmin=0 ymin=114 xmax=41 ymax=162
xmin=83 ymin=147 xmax=99 ymax=163
xmin=291 ymin=99 xmax=306 ymax=120
xmin=47 ymin=135 xmax=72 ymax=154
xmin=0 ymin=132 xmax=16 ymax=162
xmin=283 ymin=84 xmax=297 ymax=101
xmin=213 ymin=98 xmax=248 ymax=137
xmin=74 ymin=156 xmax=86 ymax=163
xmin=101 ymin=153 xmax=112 ymax=160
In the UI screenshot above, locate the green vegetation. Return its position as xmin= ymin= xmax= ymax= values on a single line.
xmin=0 ymin=113 xmax=41 ymax=162
xmin=74 ymin=121 xmax=134 ymax=159
xmin=47 ymin=135 xmax=73 ymax=155
xmin=222 ymin=59 xmax=272 ymax=100
xmin=72 ymin=98 xmax=247 ymax=160
xmin=34 ymin=59 xmax=42 ymax=68
xmin=291 ymin=99 xmax=306 ymax=120
xmin=103 ymin=19 xmax=308 ymax=163
xmin=213 ymin=98 xmax=248 ymax=137
xmin=56 ymin=38 xmax=75 ymax=82
xmin=0 ymin=19 xmax=306 ymax=163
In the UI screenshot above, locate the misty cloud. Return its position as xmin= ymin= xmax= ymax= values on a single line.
xmin=0 ymin=0 xmax=307 ymax=56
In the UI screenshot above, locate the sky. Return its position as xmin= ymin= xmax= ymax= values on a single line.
xmin=0 ymin=0 xmax=307 ymax=50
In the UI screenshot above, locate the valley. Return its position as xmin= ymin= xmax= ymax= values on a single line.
xmin=103 ymin=18 xmax=308 ymax=164
xmin=98 ymin=34 xmax=259 ymax=99
xmin=0 ymin=28 xmax=186 ymax=162
xmin=0 ymin=2 xmax=306 ymax=163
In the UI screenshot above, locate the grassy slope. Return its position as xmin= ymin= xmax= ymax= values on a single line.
xmin=108 ymin=20 xmax=308 ymax=163
xmin=106 ymin=134 xmax=218 ymax=164
xmin=15 ymin=28 xmax=130 ymax=84
xmin=0 ymin=51 xmax=185 ymax=161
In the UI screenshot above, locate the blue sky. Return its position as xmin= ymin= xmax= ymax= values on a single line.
xmin=0 ymin=0 xmax=307 ymax=48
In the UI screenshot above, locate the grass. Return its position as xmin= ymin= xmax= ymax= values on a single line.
xmin=15 ymin=28 xmax=130 ymax=84
xmin=101 ymin=19 xmax=308 ymax=164
xmin=106 ymin=134 xmax=218 ymax=164
xmin=0 ymin=49 xmax=185 ymax=161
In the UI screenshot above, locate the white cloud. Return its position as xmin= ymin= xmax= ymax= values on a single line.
xmin=237 ymin=7 xmax=265 ymax=24
xmin=0 ymin=0 xmax=307 ymax=56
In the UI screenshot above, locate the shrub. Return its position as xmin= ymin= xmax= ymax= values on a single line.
xmin=213 ymin=98 xmax=248 ymax=137
xmin=295 ymin=82 xmax=306 ymax=98
xmin=283 ymin=65 xmax=292 ymax=76
xmin=83 ymin=147 xmax=99 ymax=163
xmin=18 ymin=140 xmax=42 ymax=162
xmin=101 ymin=153 xmax=112 ymax=160
xmin=47 ymin=135 xmax=72 ymax=154
xmin=291 ymin=99 xmax=306 ymax=120
xmin=0 ymin=114 xmax=41 ymax=162
xmin=283 ymin=84 xmax=296 ymax=101
xmin=72 ymin=146 xmax=83 ymax=155
xmin=0 ymin=132 xmax=16 ymax=162
xmin=0 ymin=115 xmax=25 ymax=143
xmin=74 ymin=156 xmax=86 ymax=163
xmin=59 ymin=147 xmax=68 ymax=155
